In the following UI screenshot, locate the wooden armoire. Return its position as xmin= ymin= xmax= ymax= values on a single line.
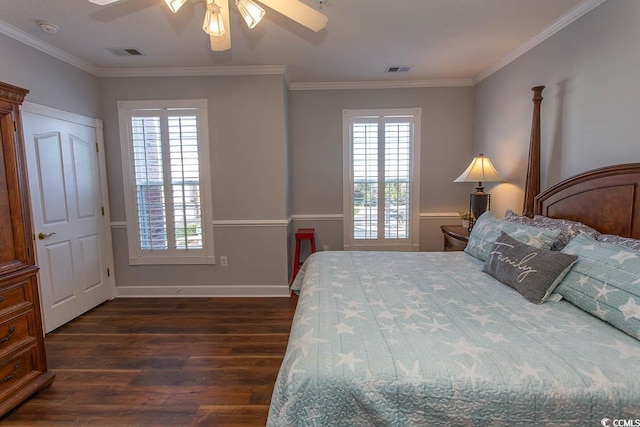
xmin=0 ymin=82 xmax=55 ymax=416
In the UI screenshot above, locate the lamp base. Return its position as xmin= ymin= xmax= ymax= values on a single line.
xmin=468 ymin=192 xmax=491 ymax=230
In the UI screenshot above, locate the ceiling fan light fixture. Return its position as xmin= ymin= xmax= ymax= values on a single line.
xmin=203 ymin=0 xmax=225 ymax=36
xmin=235 ymin=0 xmax=265 ymax=29
xmin=164 ymin=0 xmax=188 ymax=13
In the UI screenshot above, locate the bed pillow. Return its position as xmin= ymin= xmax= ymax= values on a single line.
xmin=465 ymin=211 xmax=560 ymax=261
xmin=532 ymin=215 xmax=601 ymax=250
xmin=503 ymin=209 xmax=601 ymax=250
xmin=557 ymin=233 xmax=640 ymax=340
xmin=503 ymin=209 xmax=536 ymax=226
xmin=483 ymin=232 xmax=578 ymax=304
xmin=597 ymin=234 xmax=640 ymax=251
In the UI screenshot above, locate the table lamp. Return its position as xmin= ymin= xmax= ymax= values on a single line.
xmin=454 ymin=153 xmax=506 ymax=229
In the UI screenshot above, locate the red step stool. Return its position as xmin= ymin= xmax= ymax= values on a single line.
xmin=290 ymin=228 xmax=316 ymax=284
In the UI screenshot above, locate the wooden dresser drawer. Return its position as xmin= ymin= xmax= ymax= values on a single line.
xmin=0 ymin=281 xmax=31 ymax=314
xmin=0 ymin=312 xmax=36 ymax=359
xmin=0 ymin=347 xmax=39 ymax=398
xmin=0 ymin=83 xmax=55 ymax=416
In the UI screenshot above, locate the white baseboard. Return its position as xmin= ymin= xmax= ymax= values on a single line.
xmin=115 ymin=285 xmax=291 ymax=298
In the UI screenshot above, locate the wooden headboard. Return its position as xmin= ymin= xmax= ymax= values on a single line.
xmin=520 ymin=85 xmax=640 ymax=239
xmin=534 ymin=163 xmax=640 ymax=239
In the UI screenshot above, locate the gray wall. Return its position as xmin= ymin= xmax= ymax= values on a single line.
xmin=0 ymin=34 xmax=101 ymax=118
xmin=473 ymin=0 xmax=640 ymax=217
xmin=7 ymin=0 xmax=634 ymax=294
xmin=100 ymin=74 xmax=291 ymax=296
xmin=288 ymin=87 xmax=475 ymax=252
xmin=0 ymin=34 xmax=292 ymax=295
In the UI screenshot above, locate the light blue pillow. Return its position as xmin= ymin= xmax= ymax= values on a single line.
xmin=465 ymin=212 xmax=560 ymax=261
xmin=558 ymin=233 xmax=640 ymax=340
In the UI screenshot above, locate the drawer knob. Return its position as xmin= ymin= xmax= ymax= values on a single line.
xmin=0 ymin=325 xmax=16 ymax=344
xmin=0 ymin=362 xmax=20 ymax=385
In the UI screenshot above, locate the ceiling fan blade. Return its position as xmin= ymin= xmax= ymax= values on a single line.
xmin=256 ymin=0 xmax=327 ymax=32
xmin=209 ymin=0 xmax=231 ymax=51
xmin=88 ymin=0 xmax=122 ymax=5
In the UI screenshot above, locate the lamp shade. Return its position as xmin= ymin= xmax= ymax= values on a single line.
xmin=454 ymin=154 xmax=506 ymax=225
xmin=203 ymin=0 xmax=225 ymax=36
xmin=164 ymin=0 xmax=188 ymax=13
xmin=236 ymin=0 xmax=265 ymax=28
xmin=454 ymin=154 xmax=505 ymax=184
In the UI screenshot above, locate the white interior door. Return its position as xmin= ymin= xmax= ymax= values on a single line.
xmin=21 ymin=103 xmax=114 ymax=333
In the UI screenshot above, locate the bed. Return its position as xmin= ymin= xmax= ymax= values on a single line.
xmin=267 ymin=88 xmax=640 ymax=426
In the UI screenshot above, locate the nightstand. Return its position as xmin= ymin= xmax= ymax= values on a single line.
xmin=441 ymin=225 xmax=470 ymax=251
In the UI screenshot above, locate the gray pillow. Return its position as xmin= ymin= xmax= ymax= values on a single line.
xmin=532 ymin=215 xmax=601 ymax=250
xmin=483 ymin=232 xmax=578 ymax=304
xmin=597 ymin=234 xmax=640 ymax=251
xmin=503 ymin=209 xmax=536 ymax=226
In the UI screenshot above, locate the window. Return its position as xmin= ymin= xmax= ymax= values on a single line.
xmin=118 ymin=100 xmax=215 ymax=264
xmin=343 ymin=108 xmax=421 ymax=250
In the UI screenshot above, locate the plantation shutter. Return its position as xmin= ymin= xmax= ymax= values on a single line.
xmin=344 ymin=108 xmax=421 ymax=251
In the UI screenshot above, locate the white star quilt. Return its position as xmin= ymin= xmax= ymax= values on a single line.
xmin=268 ymin=251 xmax=640 ymax=426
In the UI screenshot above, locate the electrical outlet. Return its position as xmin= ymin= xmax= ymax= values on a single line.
xmin=322 ymin=245 xmax=329 ymax=251
xmin=220 ymin=256 xmax=228 ymax=267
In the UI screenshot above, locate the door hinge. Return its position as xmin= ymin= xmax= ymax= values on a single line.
xmin=101 ymin=207 xmax=105 ymax=216
xmin=13 ymin=120 xmax=17 ymax=132
xmin=96 ymin=143 xmax=99 ymax=153
xmin=107 ymin=268 xmax=110 ymax=277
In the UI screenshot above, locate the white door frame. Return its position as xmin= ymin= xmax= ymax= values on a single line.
xmin=21 ymin=102 xmax=116 ymax=309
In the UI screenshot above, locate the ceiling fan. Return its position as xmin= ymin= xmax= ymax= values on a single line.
xmin=87 ymin=0 xmax=328 ymax=51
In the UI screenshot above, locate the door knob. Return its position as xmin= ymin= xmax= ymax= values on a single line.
xmin=37 ymin=232 xmax=56 ymax=240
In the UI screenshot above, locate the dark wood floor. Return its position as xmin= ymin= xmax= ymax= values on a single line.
xmin=2 ymin=297 xmax=297 ymax=426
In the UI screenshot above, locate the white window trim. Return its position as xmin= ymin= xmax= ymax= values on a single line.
xmin=342 ymin=108 xmax=421 ymax=251
xmin=118 ymin=99 xmax=216 ymax=265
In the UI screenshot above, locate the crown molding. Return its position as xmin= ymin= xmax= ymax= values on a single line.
xmin=0 ymin=20 xmax=99 ymax=75
xmin=2 ymin=0 xmax=607 ymax=86
xmin=289 ymin=79 xmax=474 ymax=91
xmin=0 ymin=19 xmax=286 ymax=79
xmin=473 ymin=0 xmax=608 ymax=84
xmin=96 ymin=65 xmax=287 ymax=78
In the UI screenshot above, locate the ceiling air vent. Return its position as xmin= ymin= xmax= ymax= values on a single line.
xmin=385 ymin=65 xmax=412 ymax=73
xmin=107 ymin=48 xmax=144 ymax=57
